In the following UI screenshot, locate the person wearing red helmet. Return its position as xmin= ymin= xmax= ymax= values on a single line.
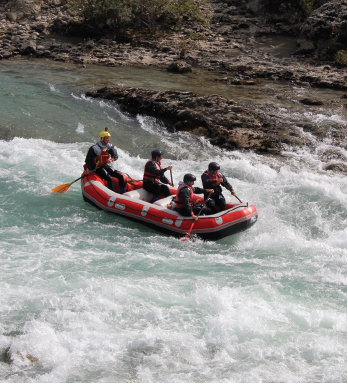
xmin=85 ymin=128 xmax=126 ymax=193
xmin=201 ymin=162 xmax=235 ymax=213
xmin=143 ymin=150 xmax=174 ymax=201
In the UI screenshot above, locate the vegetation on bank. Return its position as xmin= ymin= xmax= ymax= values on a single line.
xmin=68 ymin=0 xmax=207 ymax=31
xmin=66 ymin=0 xmax=345 ymax=64
xmin=334 ymin=50 xmax=347 ymax=66
xmin=261 ymin=0 xmax=317 ymax=21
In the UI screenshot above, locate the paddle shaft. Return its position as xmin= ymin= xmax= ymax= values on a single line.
xmin=182 ymin=193 xmax=212 ymax=241
xmin=52 ymin=161 xmax=111 ymax=193
xmin=221 ymin=181 xmax=242 ymax=203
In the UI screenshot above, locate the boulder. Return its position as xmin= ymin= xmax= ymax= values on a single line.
xmin=20 ymin=39 xmax=36 ymax=53
xmin=296 ymin=0 xmax=347 ymax=58
xmin=167 ymin=60 xmax=193 ymax=73
xmin=6 ymin=12 xmax=17 ymax=22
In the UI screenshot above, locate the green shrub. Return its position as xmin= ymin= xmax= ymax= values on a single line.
xmin=335 ymin=50 xmax=347 ymax=66
xmin=69 ymin=0 xmax=206 ymax=30
xmin=70 ymin=0 xmax=132 ymax=29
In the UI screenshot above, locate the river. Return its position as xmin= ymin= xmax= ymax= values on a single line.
xmin=0 ymin=58 xmax=346 ymax=383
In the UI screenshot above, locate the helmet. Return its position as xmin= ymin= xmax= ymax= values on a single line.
xmin=99 ymin=127 xmax=111 ymax=139
xmin=183 ymin=173 xmax=196 ymax=183
xmin=208 ymin=162 xmax=220 ymax=171
xmin=151 ymin=149 xmax=163 ymax=159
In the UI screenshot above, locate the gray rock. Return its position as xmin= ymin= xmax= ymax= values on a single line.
xmin=167 ymin=60 xmax=193 ymax=73
xmin=296 ymin=0 xmax=347 ymax=57
xmin=6 ymin=12 xmax=17 ymax=22
xmin=20 ymin=39 xmax=36 ymax=53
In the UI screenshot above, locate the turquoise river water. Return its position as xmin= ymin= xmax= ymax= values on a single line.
xmin=0 ymin=59 xmax=346 ymax=383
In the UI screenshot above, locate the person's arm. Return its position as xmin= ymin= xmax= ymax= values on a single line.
xmin=146 ymin=161 xmax=173 ymax=185
xmin=160 ymin=174 xmax=170 ymax=184
xmin=146 ymin=161 xmax=167 ymax=177
xmin=221 ymin=174 xmax=235 ymax=195
xmin=85 ymin=147 xmax=97 ymax=171
xmin=179 ymin=189 xmax=193 ymax=216
xmin=108 ymin=145 xmax=119 ymax=161
xmin=201 ymin=173 xmax=218 ymax=189
xmin=192 ymin=186 xmax=205 ymax=194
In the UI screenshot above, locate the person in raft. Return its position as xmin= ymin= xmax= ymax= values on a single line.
xmin=201 ymin=162 xmax=236 ymax=213
xmin=85 ymin=128 xmax=126 ymax=193
xmin=174 ymin=173 xmax=214 ymax=221
xmin=143 ymin=149 xmax=174 ymax=202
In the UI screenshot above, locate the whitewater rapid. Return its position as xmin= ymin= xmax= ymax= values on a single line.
xmin=0 ymin=60 xmax=346 ymax=383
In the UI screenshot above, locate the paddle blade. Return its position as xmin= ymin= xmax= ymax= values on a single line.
xmin=51 ymin=182 xmax=73 ymax=193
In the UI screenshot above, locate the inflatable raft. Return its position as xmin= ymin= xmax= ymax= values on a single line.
xmin=81 ymin=171 xmax=258 ymax=240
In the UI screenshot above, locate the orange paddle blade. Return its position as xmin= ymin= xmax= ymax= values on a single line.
xmin=51 ymin=182 xmax=73 ymax=193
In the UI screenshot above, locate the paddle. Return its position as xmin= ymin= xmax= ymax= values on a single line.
xmin=221 ymin=181 xmax=242 ymax=203
xmin=170 ymin=169 xmax=174 ymax=186
xmin=51 ymin=175 xmax=86 ymax=194
xmin=182 ymin=193 xmax=212 ymax=242
xmin=52 ymin=161 xmax=110 ymax=193
xmin=235 ymin=195 xmax=242 ymax=203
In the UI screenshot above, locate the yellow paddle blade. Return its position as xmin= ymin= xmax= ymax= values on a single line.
xmin=51 ymin=182 xmax=73 ymax=193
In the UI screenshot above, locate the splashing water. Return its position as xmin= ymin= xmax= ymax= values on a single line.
xmin=0 ymin=60 xmax=346 ymax=383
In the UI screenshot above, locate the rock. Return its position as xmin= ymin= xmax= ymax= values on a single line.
xmin=6 ymin=12 xmax=17 ymax=22
xmin=324 ymin=163 xmax=347 ymax=173
xmin=299 ymin=98 xmax=324 ymax=105
xmin=4 ymin=347 xmax=38 ymax=365
xmin=20 ymin=39 xmax=36 ymax=53
xmin=167 ymin=60 xmax=193 ymax=73
xmin=0 ymin=0 xmax=345 ymax=90
xmin=85 ymin=86 xmax=304 ymax=153
xmin=296 ymin=38 xmax=315 ymax=53
xmin=296 ymin=0 xmax=347 ymax=58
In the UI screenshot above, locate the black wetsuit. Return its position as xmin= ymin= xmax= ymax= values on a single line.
xmin=201 ymin=171 xmax=233 ymax=213
xmin=175 ymin=183 xmax=212 ymax=217
xmin=143 ymin=159 xmax=171 ymax=198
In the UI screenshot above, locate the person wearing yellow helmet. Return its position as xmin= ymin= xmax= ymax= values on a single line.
xmin=99 ymin=130 xmax=111 ymax=139
xmin=85 ymin=127 xmax=126 ymax=193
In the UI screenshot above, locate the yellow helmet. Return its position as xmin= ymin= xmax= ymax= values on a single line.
xmin=99 ymin=128 xmax=111 ymax=139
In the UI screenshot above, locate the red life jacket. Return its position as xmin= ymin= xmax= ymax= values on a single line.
xmin=175 ymin=183 xmax=194 ymax=209
xmin=143 ymin=159 xmax=162 ymax=182
xmin=95 ymin=150 xmax=110 ymax=167
xmin=203 ymin=170 xmax=222 ymax=186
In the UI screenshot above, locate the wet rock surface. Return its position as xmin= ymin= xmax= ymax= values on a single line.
xmin=86 ymin=86 xmax=280 ymax=153
xmin=85 ymin=86 xmax=346 ymax=156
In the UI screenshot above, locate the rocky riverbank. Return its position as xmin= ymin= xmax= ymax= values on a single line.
xmin=0 ymin=0 xmax=346 ymax=89
xmin=0 ymin=0 xmax=346 ymax=167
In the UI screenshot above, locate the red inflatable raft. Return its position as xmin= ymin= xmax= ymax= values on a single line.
xmin=81 ymin=171 xmax=258 ymax=240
